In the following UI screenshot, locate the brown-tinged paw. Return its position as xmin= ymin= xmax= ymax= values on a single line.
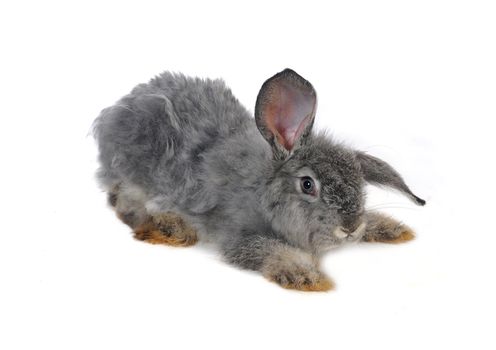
xmin=265 ymin=266 xmax=334 ymax=292
xmin=362 ymin=213 xmax=415 ymax=244
xmin=262 ymin=248 xmax=334 ymax=292
xmin=382 ymin=227 xmax=415 ymax=244
xmin=133 ymin=213 xmax=197 ymax=247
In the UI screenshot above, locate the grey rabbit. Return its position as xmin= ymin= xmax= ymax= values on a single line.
xmin=93 ymin=69 xmax=425 ymax=291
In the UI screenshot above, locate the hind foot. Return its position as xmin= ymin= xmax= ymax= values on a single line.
xmin=362 ymin=212 xmax=415 ymax=244
xmin=133 ymin=213 xmax=198 ymax=247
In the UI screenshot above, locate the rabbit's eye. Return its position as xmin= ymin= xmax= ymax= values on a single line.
xmin=300 ymin=177 xmax=316 ymax=195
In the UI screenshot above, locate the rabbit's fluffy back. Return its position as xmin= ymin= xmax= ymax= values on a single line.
xmin=93 ymin=72 xmax=273 ymax=239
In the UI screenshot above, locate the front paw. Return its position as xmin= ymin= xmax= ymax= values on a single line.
xmin=362 ymin=212 xmax=415 ymax=244
xmin=261 ymin=248 xmax=334 ymax=292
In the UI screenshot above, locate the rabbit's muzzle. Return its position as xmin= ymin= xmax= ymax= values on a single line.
xmin=333 ymin=221 xmax=366 ymax=241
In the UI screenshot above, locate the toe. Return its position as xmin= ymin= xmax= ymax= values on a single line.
xmin=387 ymin=228 xmax=415 ymax=244
xmin=266 ymin=270 xmax=334 ymax=292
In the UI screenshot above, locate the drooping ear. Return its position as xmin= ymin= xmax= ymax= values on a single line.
xmin=356 ymin=151 xmax=426 ymax=206
xmin=255 ymin=68 xmax=317 ymax=160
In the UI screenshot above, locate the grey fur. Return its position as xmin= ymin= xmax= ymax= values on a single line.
xmin=93 ymin=69 xmax=425 ymax=291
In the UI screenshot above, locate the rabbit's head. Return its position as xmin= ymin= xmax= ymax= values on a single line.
xmin=255 ymin=69 xmax=425 ymax=252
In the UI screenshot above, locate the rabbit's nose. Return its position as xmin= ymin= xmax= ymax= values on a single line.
xmin=340 ymin=223 xmax=360 ymax=234
xmin=340 ymin=214 xmax=363 ymax=233
xmin=334 ymin=222 xmax=366 ymax=240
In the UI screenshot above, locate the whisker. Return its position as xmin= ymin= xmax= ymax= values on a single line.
xmin=365 ymin=205 xmax=421 ymax=212
xmin=366 ymin=202 xmax=414 ymax=209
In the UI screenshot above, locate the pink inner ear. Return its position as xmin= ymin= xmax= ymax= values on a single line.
xmin=264 ymin=81 xmax=316 ymax=151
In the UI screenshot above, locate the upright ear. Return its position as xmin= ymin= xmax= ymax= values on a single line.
xmin=255 ymin=68 xmax=317 ymax=160
xmin=356 ymin=152 xmax=426 ymax=206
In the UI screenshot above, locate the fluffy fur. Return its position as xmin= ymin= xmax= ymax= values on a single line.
xmin=93 ymin=69 xmax=425 ymax=291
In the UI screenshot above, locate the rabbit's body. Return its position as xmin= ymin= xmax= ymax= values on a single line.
xmin=95 ymin=73 xmax=276 ymax=244
xmin=94 ymin=69 xmax=425 ymax=291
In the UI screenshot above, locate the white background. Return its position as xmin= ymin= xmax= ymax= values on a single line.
xmin=1 ymin=1 xmax=495 ymax=349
